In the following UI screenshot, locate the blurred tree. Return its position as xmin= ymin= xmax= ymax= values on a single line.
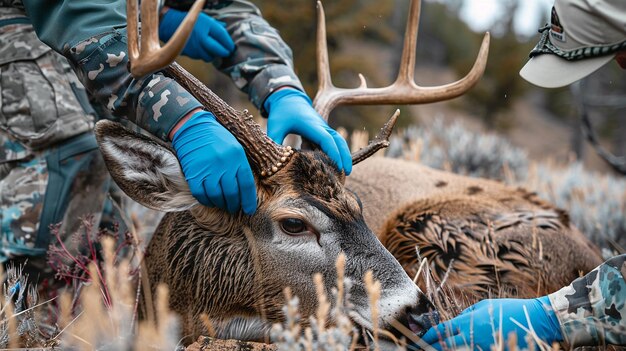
xmin=540 ymin=40 xmax=626 ymax=171
xmin=416 ymin=0 xmax=534 ymax=131
xmin=574 ymin=64 xmax=626 ymax=172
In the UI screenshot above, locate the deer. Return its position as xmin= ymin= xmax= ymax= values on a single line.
xmin=308 ymin=0 xmax=602 ymax=303
xmin=93 ymin=0 xmax=602 ymax=345
xmin=309 ymin=0 xmax=602 ymax=303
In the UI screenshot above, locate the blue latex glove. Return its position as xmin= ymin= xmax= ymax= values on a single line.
xmin=159 ymin=8 xmax=235 ymax=62
xmin=421 ymin=297 xmax=563 ymax=351
xmin=172 ymin=111 xmax=257 ymax=214
xmin=264 ymin=88 xmax=352 ymax=175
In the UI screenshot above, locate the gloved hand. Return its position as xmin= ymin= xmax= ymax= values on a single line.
xmin=171 ymin=111 xmax=257 ymax=214
xmin=159 ymin=8 xmax=235 ymax=62
xmin=421 ymin=297 xmax=563 ymax=351
xmin=264 ymin=88 xmax=352 ymax=175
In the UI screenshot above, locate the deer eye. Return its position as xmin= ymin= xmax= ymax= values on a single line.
xmin=279 ymin=218 xmax=307 ymax=235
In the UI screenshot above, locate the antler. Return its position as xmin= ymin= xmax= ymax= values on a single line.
xmin=126 ymin=0 xmax=293 ymax=178
xmin=127 ymin=0 xmax=205 ymax=77
xmin=314 ymin=0 xmax=490 ymax=163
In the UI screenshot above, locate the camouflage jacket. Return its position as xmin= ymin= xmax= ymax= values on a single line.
xmin=0 ymin=6 xmax=95 ymax=162
xmin=14 ymin=0 xmax=303 ymax=142
xmin=166 ymin=0 xmax=304 ymax=114
xmin=548 ymin=254 xmax=626 ymax=347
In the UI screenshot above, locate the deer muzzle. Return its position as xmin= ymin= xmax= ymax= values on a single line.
xmin=392 ymin=294 xmax=439 ymax=338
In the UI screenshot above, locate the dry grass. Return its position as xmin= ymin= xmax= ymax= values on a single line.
xmin=0 ymin=237 xmax=580 ymax=351
xmin=2 ymin=121 xmax=621 ymax=349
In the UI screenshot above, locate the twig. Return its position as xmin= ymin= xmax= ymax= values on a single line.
xmin=10 ymin=296 xmax=58 ymax=318
xmin=48 ymin=310 xmax=85 ymax=342
xmin=413 ymin=256 xmax=428 ymax=284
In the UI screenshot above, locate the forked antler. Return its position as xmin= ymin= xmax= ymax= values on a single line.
xmin=314 ymin=0 xmax=490 ymax=162
xmin=126 ymin=0 xmax=293 ymax=178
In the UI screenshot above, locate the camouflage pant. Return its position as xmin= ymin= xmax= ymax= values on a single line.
xmin=0 ymin=132 xmax=128 ymax=285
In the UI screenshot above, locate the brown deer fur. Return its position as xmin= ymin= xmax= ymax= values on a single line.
xmin=346 ymin=157 xmax=603 ymax=302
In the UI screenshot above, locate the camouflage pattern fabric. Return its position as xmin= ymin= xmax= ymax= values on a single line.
xmin=0 ymin=154 xmax=47 ymax=259
xmin=166 ymin=0 xmax=305 ymax=114
xmin=0 ymin=7 xmax=95 ymax=156
xmin=0 ymin=134 xmax=129 ymax=289
xmin=0 ymin=1 xmax=22 ymax=9
xmin=63 ymin=28 xmax=203 ymax=141
xmin=0 ymin=6 xmax=128 ymax=285
xmin=548 ymin=254 xmax=626 ymax=347
xmin=19 ymin=0 xmax=303 ymax=140
xmin=0 ymin=133 xmax=28 ymax=164
xmin=0 ymin=134 xmax=110 ymax=259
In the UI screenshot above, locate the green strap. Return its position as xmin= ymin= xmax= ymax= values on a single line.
xmin=0 ymin=17 xmax=30 ymax=27
xmin=36 ymin=133 xmax=99 ymax=249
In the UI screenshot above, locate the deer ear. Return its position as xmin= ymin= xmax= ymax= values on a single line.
xmin=94 ymin=120 xmax=198 ymax=212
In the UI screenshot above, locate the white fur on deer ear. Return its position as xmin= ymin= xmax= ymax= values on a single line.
xmin=95 ymin=120 xmax=198 ymax=212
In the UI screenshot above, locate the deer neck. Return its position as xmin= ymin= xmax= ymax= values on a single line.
xmin=161 ymin=211 xmax=260 ymax=319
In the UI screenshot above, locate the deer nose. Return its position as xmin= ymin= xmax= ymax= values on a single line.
xmin=389 ymin=294 xmax=439 ymax=342
xmin=406 ymin=306 xmax=439 ymax=337
xmin=405 ymin=295 xmax=439 ymax=337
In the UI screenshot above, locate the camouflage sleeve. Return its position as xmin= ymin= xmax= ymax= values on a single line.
xmin=165 ymin=0 xmax=304 ymax=116
xmin=548 ymin=254 xmax=626 ymax=347
xmin=62 ymin=30 xmax=202 ymax=140
xmin=21 ymin=1 xmax=202 ymax=141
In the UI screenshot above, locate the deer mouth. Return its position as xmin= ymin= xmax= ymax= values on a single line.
xmin=404 ymin=307 xmax=439 ymax=336
xmin=348 ymin=307 xmax=439 ymax=344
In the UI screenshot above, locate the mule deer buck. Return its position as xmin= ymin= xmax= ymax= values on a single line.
xmin=308 ymin=0 xmax=601 ymax=303
xmin=94 ymin=0 xmax=601 ymax=344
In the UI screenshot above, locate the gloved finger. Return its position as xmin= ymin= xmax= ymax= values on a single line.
xmin=302 ymin=126 xmax=343 ymax=172
xmin=195 ymin=47 xmax=216 ymax=63
xmin=201 ymin=36 xmax=232 ymax=58
xmin=429 ymin=334 xmax=471 ymax=351
xmin=208 ymin=22 xmax=235 ymax=52
xmin=237 ymin=165 xmax=257 ymax=215
xmin=189 ymin=179 xmax=212 ymax=207
xmin=220 ymin=170 xmax=242 ymax=214
xmin=204 ymin=176 xmax=227 ymax=210
xmin=267 ymin=126 xmax=288 ymax=145
xmin=329 ymin=128 xmax=352 ymax=175
xmin=421 ymin=319 xmax=460 ymax=345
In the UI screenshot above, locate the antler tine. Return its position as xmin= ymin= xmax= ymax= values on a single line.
xmin=127 ymin=0 xmax=139 ymax=63
xmin=316 ymin=1 xmax=332 ymax=92
xmin=127 ymin=0 xmax=206 ymax=78
xmin=351 ymin=109 xmax=400 ymax=164
xmin=396 ymin=0 xmax=420 ymax=84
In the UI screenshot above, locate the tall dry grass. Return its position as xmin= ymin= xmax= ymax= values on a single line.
xmin=4 ymin=236 xmax=568 ymax=350
xmin=2 ymin=120 xmax=621 ymax=349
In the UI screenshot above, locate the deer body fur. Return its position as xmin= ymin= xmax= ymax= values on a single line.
xmin=347 ymin=157 xmax=602 ymax=301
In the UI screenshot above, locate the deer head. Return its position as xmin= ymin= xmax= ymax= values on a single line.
xmin=95 ymin=0 xmax=488 ymax=343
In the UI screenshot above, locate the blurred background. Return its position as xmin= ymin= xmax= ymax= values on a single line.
xmin=181 ymin=0 xmax=625 ymax=175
